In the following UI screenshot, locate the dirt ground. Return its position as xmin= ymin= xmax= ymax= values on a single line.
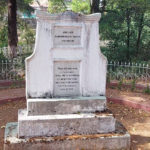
xmin=108 ymin=102 xmax=150 ymax=150
xmin=0 ymin=97 xmax=150 ymax=150
xmin=106 ymin=88 xmax=150 ymax=104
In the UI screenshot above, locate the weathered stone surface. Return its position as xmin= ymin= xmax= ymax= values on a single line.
xmin=53 ymin=61 xmax=80 ymax=97
xmin=18 ymin=109 xmax=115 ymax=137
xmin=26 ymin=11 xmax=107 ymax=98
xmin=4 ymin=122 xmax=130 ymax=150
xmin=53 ymin=26 xmax=82 ymax=46
xmin=27 ymin=96 xmax=106 ymax=115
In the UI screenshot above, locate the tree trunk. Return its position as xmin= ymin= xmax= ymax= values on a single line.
xmin=136 ymin=13 xmax=144 ymax=56
xmin=90 ymin=0 xmax=100 ymax=13
xmin=126 ymin=8 xmax=130 ymax=61
xmin=101 ymin=0 xmax=106 ymax=13
xmin=8 ymin=0 xmax=18 ymax=58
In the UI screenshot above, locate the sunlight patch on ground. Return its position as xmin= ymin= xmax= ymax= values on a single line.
xmin=121 ymin=95 xmax=146 ymax=102
xmin=129 ymin=122 xmax=150 ymax=137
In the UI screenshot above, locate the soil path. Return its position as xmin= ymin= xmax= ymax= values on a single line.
xmin=0 ymin=88 xmax=25 ymax=103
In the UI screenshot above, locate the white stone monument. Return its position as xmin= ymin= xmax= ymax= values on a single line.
xmin=4 ymin=11 xmax=130 ymax=150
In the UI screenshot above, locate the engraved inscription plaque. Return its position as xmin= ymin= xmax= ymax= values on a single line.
xmin=53 ymin=26 xmax=81 ymax=46
xmin=54 ymin=61 xmax=80 ymax=97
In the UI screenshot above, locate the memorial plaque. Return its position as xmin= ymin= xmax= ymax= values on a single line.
xmin=53 ymin=26 xmax=81 ymax=46
xmin=54 ymin=61 xmax=80 ymax=97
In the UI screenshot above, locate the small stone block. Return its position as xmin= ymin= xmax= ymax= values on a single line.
xmin=4 ymin=122 xmax=130 ymax=150
xmin=18 ymin=109 xmax=115 ymax=137
xmin=27 ymin=96 xmax=107 ymax=115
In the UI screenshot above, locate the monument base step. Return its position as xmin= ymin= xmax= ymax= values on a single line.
xmin=18 ymin=109 xmax=115 ymax=138
xmin=4 ymin=122 xmax=130 ymax=150
xmin=27 ymin=96 xmax=107 ymax=116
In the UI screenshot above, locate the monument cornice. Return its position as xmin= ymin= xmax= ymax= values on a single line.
xmin=36 ymin=10 xmax=101 ymax=22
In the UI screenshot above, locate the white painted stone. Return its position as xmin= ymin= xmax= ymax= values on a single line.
xmin=26 ymin=10 xmax=107 ymax=98
xmin=27 ymin=96 xmax=107 ymax=115
xmin=4 ymin=122 xmax=131 ymax=150
xmin=18 ymin=109 xmax=116 ymax=137
xmin=53 ymin=26 xmax=82 ymax=46
xmin=54 ymin=61 xmax=80 ymax=97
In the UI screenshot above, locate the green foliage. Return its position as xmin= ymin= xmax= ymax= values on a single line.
xmin=48 ymin=0 xmax=90 ymax=14
xmin=71 ymin=0 xmax=90 ymax=14
xmin=19 ymin=27 xmax=35 ymax=46
xmin=0 ymin=0 xmax=34 ymax=17
xmin=0 ymin=0 xmax=34 ymax=49
xmin=0 ymin=1 xmax=7 ymax=48
xmin=118 ymin=78 xmax=123 ymax=90
xmin=0 ymin=21 xmax=8 ymax=47
xmin=0 ymin=1 xmax=6 ymax=19
xmin=48 ymin=0 xmax=67 ymax=13
xmin=17 ymin=0 xmax=34 ymax=15
xmin=106 ymin=74 xmax=110 ymax=84
xmin=131 ymin=78 xmax=137 ymax=92
xmin=18 ymin=19 xmax=35 ymax=46
xmin=144 ymin=85 xmax=150 ymax=94
xmin=100 ymin=0 xmax=150 ymax=62
xmin=0 ymin=53 xmax=7 ymax=61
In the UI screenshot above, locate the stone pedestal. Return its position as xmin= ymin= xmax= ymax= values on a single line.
xmin=27 ymin=96 xmax=107 ymax=115
xmin=4 ymin=96 xmax=131 ymax=150
xmin=19 ymin=96 xmax=112 ymax=137
xmin=18 ymin=110 xmax=115 ymax=137
xmin=4 ymin=122 xmax=130 ymax=150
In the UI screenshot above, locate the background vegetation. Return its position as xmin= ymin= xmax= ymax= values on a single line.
xmin=0 ymin=0 xmax=149 ymax=63
xmin=99 ymin=0 xmax=150 ymax=62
